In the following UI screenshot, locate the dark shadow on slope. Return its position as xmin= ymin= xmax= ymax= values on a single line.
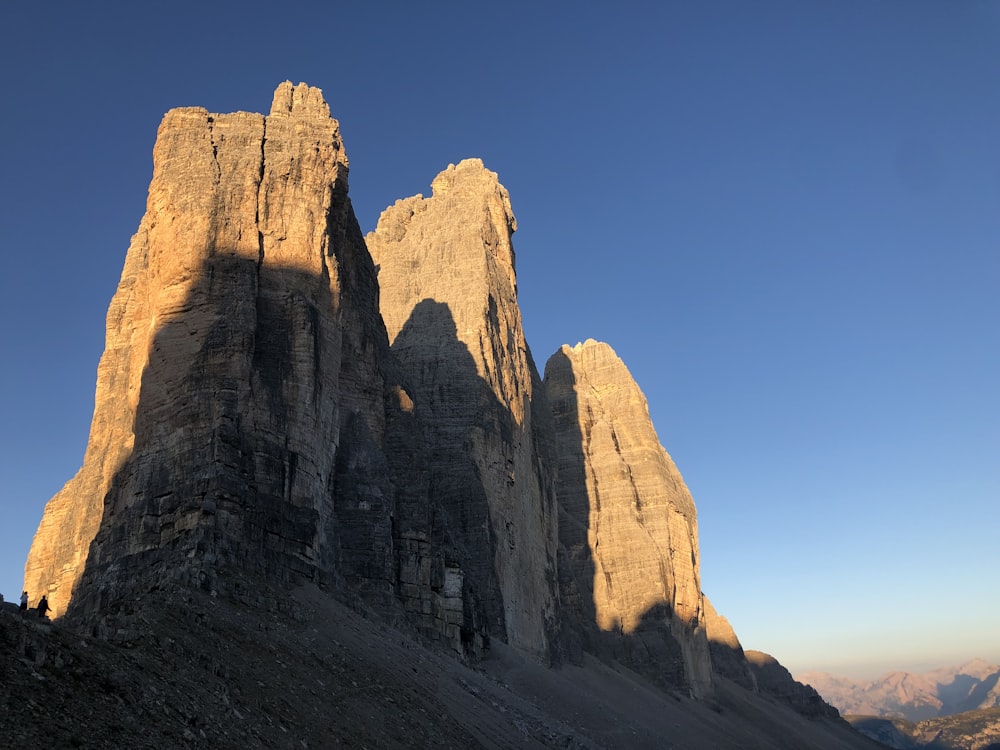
xmin=948 ymin=669 xmax=1000 ymax=714
xmin=703 ymin=597 xmax=757 ymax=690
xmin=744 ymin=650 xmax=842 ymax=720
xmin=707 ymin=638 xmax=757 ymax=690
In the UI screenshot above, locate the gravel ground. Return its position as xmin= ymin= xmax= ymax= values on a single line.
xmin=1 ymin=583 xmax=881 ymax=749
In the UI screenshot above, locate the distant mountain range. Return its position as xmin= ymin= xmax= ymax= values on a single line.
xmin=799 ymin=659 xmax=1000 ymax=721
xmin=846 ymin=709 xmax=1000 ymax=750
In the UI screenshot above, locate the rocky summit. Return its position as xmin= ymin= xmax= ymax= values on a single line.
xmin=368 ymin=159 xmax=558 ymax=661
xmin=13 ymin=82 xmax=880 ymax=749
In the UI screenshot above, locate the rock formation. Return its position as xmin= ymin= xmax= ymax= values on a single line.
xmin=366 ymin=159 xmax=558 ymax=660
xmin=23 ymin=82 xmax=853 ymax=737
xmin=544 ymin=339 xmax=712 ymax=696
xmin=746 ymin=651 xmax=841 ymax=719
xmin=24 ymin=82 xmax=400 ymax=624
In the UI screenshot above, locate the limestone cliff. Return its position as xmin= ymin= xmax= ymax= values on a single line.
xmin=366 ymin=160 xmax=558 ymax=660
xmin=544 ymin=339 xmax=713 ymax=697
xmin=24 ymin=86 xmax=541 ymax=659
xmin=24 ymin=82 xmax=400 ymax=624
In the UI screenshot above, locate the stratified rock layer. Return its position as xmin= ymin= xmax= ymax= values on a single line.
xmin=366 ymin=160 xmax=558 ymax=660
xmin=545 ymin=339 xmax=713 ymax=697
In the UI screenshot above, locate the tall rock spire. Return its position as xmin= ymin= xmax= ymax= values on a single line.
xmin=367 ymin=159 xmax=559 ymax=660
xmin=23 ymin=82 xmax=394 ymax=622
xmin=545 ymin=339 xmax=714 ymax=697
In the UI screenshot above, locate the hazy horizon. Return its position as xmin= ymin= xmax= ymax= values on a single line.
xmin=794 ymin=653 xmax=1000 ymax=682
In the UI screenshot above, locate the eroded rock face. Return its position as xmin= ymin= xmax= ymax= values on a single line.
xmin=366 ymin=160 xmax=559 ymax=660
xmin=24 ymin=82 xmax=398 ymax=624
xmin=545 ymin=339 xmax=713 ymax=697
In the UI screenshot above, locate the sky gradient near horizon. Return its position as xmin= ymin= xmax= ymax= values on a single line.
xmin=1 ymin=2 xmax=997 ymax=679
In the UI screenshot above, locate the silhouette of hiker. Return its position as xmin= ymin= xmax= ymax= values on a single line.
xmin=19 ymin=591 xmax=28 ymax=614
xmin=37 ymin=595 xmax=50 ymax=620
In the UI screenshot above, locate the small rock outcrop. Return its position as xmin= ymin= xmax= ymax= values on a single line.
xmin=704 ymin=595 xmax=757 ymax=690
xmin=746 ymin=650 xmax=842 ymax=720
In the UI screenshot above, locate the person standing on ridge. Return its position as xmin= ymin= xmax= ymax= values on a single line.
xmin=37 ymin=595 xmax=50 ymax=620
xmin=19 ymin=591 xmax=28 ymax=615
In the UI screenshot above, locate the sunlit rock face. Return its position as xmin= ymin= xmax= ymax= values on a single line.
xmin=366 ymin=160 xmax=559 ymax=660
xmin=545 ymin=339 xmax=713 ymax=697
xmin=23 ymin=83 xmax=400 ymax=624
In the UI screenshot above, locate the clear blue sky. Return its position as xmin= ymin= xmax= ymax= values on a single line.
xmin=1 ymin=2 xmax=997 ymax=679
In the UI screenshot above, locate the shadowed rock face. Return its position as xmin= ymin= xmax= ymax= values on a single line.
xmin=747 ymin=651 xmax=841 ymax=719
xmin=366 ymin=159 xmax=559 ymax=660
xmin=704 ymin=595 xmax=757 ymax=690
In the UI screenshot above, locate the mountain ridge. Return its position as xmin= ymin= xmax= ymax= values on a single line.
xmin=800 ymin=659 xmax=1000 ymax=721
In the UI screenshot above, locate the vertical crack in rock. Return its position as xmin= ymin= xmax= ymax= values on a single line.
xmin=256 ymin=116 xmax=266 ymax=269
xmin=206 ymin=116 xmax=222 ymax=184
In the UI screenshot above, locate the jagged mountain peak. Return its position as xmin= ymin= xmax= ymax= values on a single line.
xmin=269 ymin=80 xmax=332 ymax=119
